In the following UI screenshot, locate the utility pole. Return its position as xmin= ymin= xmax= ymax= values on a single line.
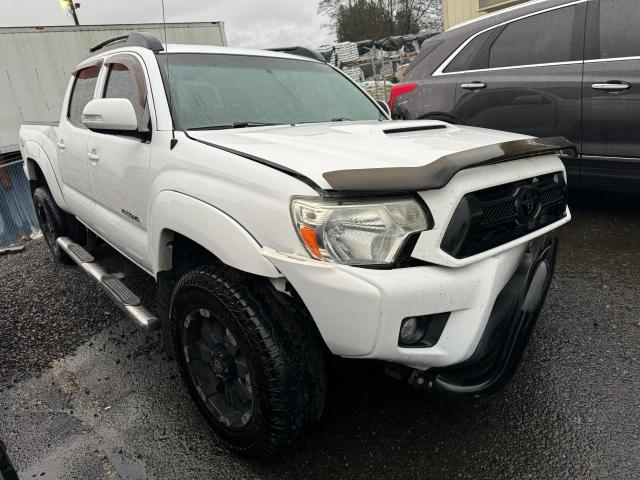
xmin=65 ymin=0 xmax=81 ymax=26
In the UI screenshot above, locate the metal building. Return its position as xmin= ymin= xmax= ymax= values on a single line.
xmin=443 ymin=0 xmax=529 ymax=29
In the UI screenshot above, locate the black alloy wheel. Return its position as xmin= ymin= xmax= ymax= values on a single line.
xmin=181 ymin=306 xmax=254 ymax=429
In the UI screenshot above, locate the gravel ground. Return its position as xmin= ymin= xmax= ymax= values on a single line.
xmin=0 ymin=191 xmax=638 ymax=479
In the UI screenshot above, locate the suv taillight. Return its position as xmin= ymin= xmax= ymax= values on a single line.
xmin=388 ymin=83 xmax=417 ymax=111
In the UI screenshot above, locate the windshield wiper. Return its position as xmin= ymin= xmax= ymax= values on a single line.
xmin=188 ymin=122 xmax=283 ymax=131
xmin=330 ymin=117 xmax=353 ymax=122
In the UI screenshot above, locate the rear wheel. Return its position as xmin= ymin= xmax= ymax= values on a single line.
xmin=169 ymin=265 xmax=326 ymax=458
xmin=32 ymin=187 xmax=70 ymax=263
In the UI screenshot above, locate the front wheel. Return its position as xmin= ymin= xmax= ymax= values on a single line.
xmin=169 ymin=265 xmax=325 ymax=458
xmin=32 ymin=187 xmax=70 ymax=263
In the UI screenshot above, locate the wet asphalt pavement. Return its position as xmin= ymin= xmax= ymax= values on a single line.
xmin=0 ymin=191 xmax=638 ymax=479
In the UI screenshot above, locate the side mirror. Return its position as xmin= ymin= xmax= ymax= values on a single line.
xmin=81 ymin=98 xmax=138 ymax=132
xmin=377 ymin=100 xmax=391 ymax=118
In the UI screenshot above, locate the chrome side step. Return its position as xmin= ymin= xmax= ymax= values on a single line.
xmin=57 ymin=236 xmax=159 ymax=330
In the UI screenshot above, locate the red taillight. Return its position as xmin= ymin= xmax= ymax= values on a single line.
xmin=388 ymin=83 xmax=417 ymax=111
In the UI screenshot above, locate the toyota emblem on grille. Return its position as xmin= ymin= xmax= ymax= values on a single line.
xmin=515 ymin=187 xmax=542 ymax=224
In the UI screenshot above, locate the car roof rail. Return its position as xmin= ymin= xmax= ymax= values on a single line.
xmin=266 ymin=46 xmax=326 ymax=62
xmin=89 ymin=32 xmax=164 ymax=54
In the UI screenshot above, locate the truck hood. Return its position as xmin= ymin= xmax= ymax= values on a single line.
xmin=186 ymin=120 xmax=540 ymax=191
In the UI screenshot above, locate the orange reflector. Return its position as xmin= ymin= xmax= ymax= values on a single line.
xmin=299 ymin=225 xmax=322 ymax=259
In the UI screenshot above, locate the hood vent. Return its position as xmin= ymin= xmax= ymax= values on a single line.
xmin=383 ymin=124 xmax=447 ymax=135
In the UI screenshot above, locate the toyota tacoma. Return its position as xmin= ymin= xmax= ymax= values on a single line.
xmin=19 ymin=33 xmax=571 ymax=458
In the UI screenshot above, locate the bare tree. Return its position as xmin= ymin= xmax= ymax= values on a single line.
xmin=319 ymin=0 xmax=443 ymax=42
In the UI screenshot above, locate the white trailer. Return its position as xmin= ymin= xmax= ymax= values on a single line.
xmin=0 ymin=22 xmax=227 ymax=154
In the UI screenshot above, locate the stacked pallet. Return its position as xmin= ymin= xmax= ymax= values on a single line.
xmin=359 ymin=81 xmax=390 ymax=102
xmin=333 ymin=42 xmax=364 ymax=82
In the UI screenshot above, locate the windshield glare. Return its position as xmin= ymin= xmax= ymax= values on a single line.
xmin=158 ymin=53 xmax=385 ymax=130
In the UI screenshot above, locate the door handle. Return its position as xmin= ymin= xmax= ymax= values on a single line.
xmin=56 ymin=141 xmax=66 ymax=150
xmin=461 ymin=82 xmax=487 ymax=90
xmin=591 ymin=82 xmax=630 ymax=91
xmin=88 ymin=152 xmax=100 ymax=162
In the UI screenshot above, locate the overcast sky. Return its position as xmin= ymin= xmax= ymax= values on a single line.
xmin=0 ymin=0 xmax=336 ymax=48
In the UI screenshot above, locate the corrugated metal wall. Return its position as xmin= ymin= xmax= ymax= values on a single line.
xmin=443 ymin=0 xmax=482 ymax=29
xmin=0 ymin=22 xmax=226 ymax=154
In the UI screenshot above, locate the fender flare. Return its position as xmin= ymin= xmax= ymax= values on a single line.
xmin=150 ymin=190 xmax=281 ymax=278
xmin=22 ymin=141 xmax=68 ymax=210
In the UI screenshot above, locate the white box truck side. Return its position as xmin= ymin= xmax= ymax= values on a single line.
xmin=0 ymin=22 xmax=226 ymax=154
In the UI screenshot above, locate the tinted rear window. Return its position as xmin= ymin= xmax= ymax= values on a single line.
xmin=489 ymin=6 xmax=577 ymax=68
xmin=444 ymin=29 xmax=495 ymax=73
xmin=444 ymin=5 xmax=579 ymax=72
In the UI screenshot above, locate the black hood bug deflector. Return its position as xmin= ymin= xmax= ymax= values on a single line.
xmin=322 ymin=137 xmax=575 ymax=194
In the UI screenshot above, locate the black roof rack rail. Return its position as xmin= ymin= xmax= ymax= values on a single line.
xmin=266 ymin=46 xmax=326 ymax=62
xmin=89 ymin=32 xmax=164 ymax=54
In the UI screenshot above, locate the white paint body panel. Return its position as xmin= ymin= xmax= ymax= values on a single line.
xmin=19 ymin=43 xmax=570 ymax=369
xmin=188 ymin=121 xmax=531 ymax=191
xmin=265 ymin=243 xmax=526 ymax=367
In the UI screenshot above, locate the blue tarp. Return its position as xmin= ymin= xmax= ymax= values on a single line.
xmin=0 ymin=153 xmax=38 ymax=246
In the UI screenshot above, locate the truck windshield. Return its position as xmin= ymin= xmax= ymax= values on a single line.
xmin=157 ymin=53 xmax=385 ymax=131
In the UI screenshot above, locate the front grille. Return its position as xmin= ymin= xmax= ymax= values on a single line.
xmin=441 ymin=172 xmax=567 ymax=259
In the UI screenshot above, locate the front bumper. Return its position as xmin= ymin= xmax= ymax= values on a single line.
xmin=264 ymin=233 xmax=557 ymax=374
xmin=419 ymin=234 xmax=558 ymax=396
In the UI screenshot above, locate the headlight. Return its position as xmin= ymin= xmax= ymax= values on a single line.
xmin=291 ymin=197 xmax=429 ymax=266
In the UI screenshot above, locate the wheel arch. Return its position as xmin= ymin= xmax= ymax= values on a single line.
xmin=151 ymin=190 xmax=281 ymax=279
xmin=22 ymin=141 xmax=67 ymax=209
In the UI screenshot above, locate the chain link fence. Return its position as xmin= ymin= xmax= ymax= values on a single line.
xmin=0 ymin=152 xmax=39 ymax=248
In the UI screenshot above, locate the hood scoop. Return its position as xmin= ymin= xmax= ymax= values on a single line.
xmin=383 ymin=124 xmax=447 ymax=135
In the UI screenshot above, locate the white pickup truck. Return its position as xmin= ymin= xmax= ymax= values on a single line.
xmin=20 ymin=32 xmax=571 ymax=457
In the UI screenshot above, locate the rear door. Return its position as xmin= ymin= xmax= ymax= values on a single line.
xmin=58 ymin=61 xmax=102 ymax=223
xmin=434 ymin=2 xmax=586 ymax=184
xmin=87 ymin=53 xmax=152 ymax=269
xmin=581 ymin=0 xmax=640 ymax=192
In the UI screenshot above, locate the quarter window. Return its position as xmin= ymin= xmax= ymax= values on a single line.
xmin=103 ymin=57 xmax=148 ymax=130
xmin=67 ymin=64 xmax=101 ymax=127
xmin=595 ymin=0 xmax=640 ymax=59
xmin=488 ymin=6 xmax=577 ymax=68
xmin=444 ymin=29 xmax=496 ymax=73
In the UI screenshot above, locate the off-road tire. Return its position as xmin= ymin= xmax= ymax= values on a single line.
xmin=32 ymin=187 xmax=71 ymax=264
xmin=169 ymin=265 xmax=326 ymax=458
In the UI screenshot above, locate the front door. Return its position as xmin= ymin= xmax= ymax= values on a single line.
xmin=58 ymin=61 xmax=102 ymax=224
xmin=439 ymin=2 xmax=586 ymax=185
xmin=581 ymin=0 xmax=640 ymax=192
xmin=87 ymin=54 xmax=152 ymax=269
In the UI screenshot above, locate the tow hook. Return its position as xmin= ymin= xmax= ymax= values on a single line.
xmin=385 ymin=363 xmax=434 ymax=390
xmin=407 ymin=370 xmax=434 ymax=390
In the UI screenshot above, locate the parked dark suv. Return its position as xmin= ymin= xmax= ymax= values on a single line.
xmin=391 ymin=0 xmax=640 ymax=192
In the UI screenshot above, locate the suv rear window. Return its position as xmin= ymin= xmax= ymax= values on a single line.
xmin=489 ymin=6 xmax=577 ymax=68
xmin=444 ymin=5 xmax=579 ymax=72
